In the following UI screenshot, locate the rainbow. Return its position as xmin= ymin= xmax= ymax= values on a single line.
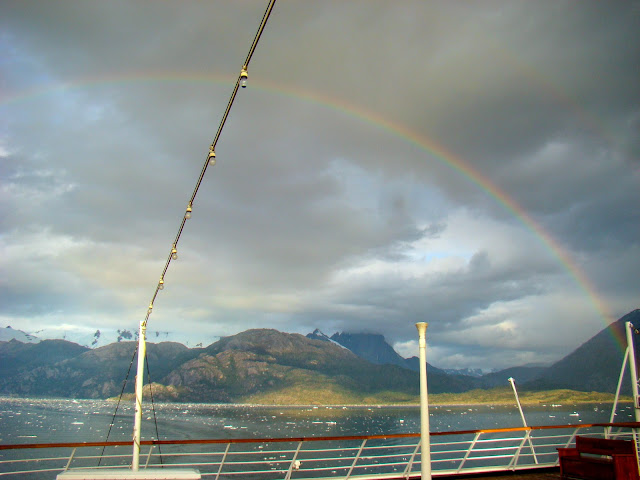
xmin=253 ymin=80 xmax=615 ymax=319
xmin=1 ymin=72 xmax=621 ymax=347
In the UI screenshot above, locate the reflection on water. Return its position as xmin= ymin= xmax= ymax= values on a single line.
xmin=0 ymin=397 xmax=634 ymax=445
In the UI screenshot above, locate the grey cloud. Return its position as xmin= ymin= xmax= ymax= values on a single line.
xmin=1 ymin=1 xmax=638 ymax=371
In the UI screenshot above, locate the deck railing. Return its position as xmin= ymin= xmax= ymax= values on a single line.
xmin=1 ymin=422 xmax=638 ymax=479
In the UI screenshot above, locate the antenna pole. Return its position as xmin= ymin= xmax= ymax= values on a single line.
xmin=416 ymin=322 xmax=432 ymax=480
xmin=132 ymin=320 xmax=147 ymax=471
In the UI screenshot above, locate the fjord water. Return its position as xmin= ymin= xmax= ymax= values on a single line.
xmin=0 ymin=397 xmax=634 ymax=445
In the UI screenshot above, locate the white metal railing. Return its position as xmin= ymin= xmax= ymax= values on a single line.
xmin=1 ymin=422 xmax=638 ymax=479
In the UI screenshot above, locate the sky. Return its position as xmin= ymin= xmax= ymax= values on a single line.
xmin=1 ymin=1 xmax=639 ymax=372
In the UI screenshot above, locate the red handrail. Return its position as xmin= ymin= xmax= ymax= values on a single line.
xmin=2 ymin=421 xmax=638 ymax=450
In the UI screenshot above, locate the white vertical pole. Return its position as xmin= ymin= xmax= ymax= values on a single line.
xmin=132 ymin=320 xmax=147 ymax=471
xmin=626 ymin=322 xmax=640 ymax=422
xmin=624 ymin=322 xmax=640 ymax=471
xmin=508 ymin=377 xmax=538 ymax=464
xmin=508 ymin=377 xmax=528 ymax=427
xmin=416 ymin=322 xmax=432 ymax=480
xmin=610 ymin=347 xmax=629 ymax=424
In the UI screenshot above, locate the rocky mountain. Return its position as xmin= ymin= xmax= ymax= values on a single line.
xmin=481 ymin=365 xmax=548 ymax=388
xmin=1 ymin=309 xmax=639 ymax=402
xmin=0 ymin=339 xmax=89 ymax=376
xmin=170 ymin=329 xmax=430 ymax=402
xmin=524 ymin=309 xmax=640 ymax=393
xmin=306 ymin=329 xmax=332 ymax=342
xmin=0 ymin=325 xmax=217 ymax=349
xmin=0 ymin=339 xmax=197 ymax=398
xmin=0 ymin=326 xmax=39 ymax=343
xmin=443 ymin=368 xmax=485 ymax=377
xmin=305 ymin=329 xmax=351 ymax=352
xmin=329 ymin=332 xmax=409 ymax=367
xmin=0 ymin=329 xmax=481 ymax=401
xmin=307 ymin=330 xmax=446 ymax=374
xmin=306 ymin=328 xmax=548 ymax=388
xmin=306 ymin=310 xmax=640 ymax=395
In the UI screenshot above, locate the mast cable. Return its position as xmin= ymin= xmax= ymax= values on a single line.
xmin=145 ymin=0 xmax=277 ymax=318
xmin=125 ymin=0 xmax=277 ymax=457
xmin=99 ymin=345 xmax=138 ymax=466
xmin=145 ymin=355 xmax=164 ymax=465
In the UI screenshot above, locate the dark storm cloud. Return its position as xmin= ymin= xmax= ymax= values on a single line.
xmin=1 ymin=1 xmax=638 ymax=371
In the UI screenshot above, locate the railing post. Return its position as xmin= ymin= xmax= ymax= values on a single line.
xmin=284 ymin=441 xmax=304 ymax=480
xmin=457 ymin=432 xmax=481 ymax=474
xmin=144 ymin=444 xmax=155 ymax=468
xmin=609 ymin=346 xmax=629 ymax=439
xmin=345 ymin=439 xmax=367 ymax=480
xmin=416 ymin=322 xmax=432 ymax=480
xmin=509 ymin=431 xmax=533 ymax=469
xmin=403 ymin=441 xmax=422 ymax=479
xmin=214 ymin=443 xmax=231 ymax=480
xmin=508 ymin=378 xmax=538 ymax=464
xmin=63 ymin=448 xmax=77 ymax=472
xmin=564 ymin=430 xmax=579 ymax=449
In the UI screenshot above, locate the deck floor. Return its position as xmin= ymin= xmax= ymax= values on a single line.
xmin=450 ymin=473 xmax=560 ymax=479
xmin=432 ymin=467 xmax=561 ymax=479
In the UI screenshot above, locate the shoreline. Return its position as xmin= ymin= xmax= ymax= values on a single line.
xmin=0 ymin=393 xmax=632 ymax=408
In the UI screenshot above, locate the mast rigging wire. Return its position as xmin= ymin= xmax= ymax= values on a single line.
xmin=99 ymin=347 xmax=137 ymax=466
xmin=145 ymin=357 xmax=164 ymax=465
xmin=124 ymin=0 xmax=278 ymax=450
xmin=145 ymin=0 xmax=277 ymax=321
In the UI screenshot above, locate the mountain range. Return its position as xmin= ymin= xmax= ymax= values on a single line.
xmin=1 ymin=309 xmax=638 ymax=403
xmin=0 ymin=325 xmax=212 ymax=349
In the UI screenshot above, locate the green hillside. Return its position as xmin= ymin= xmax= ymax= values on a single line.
xmin=241 ymin=385 xmax=628 ymax=406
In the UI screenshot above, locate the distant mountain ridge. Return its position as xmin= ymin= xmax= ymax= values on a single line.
xmin=329 ymin=332 xmax=409 ymax=368
xmin=0 ymin=339 xmax=195 ymax=398
xmin=1 ymin=309 xmax=638 ymax=402
xmin=525 ymin=309 xmax=640 ymax=393
xmin=309 ymin=310 xmax=640 ymax=393
xmin=481 ymin=366 xmax=548 ymax=388
xmin=0 ymin=329 xmax=477 ymax=401
xmin=307 ymin=330 xmax=449 ymax=375
xmin=0 ymin=339 xmax=89 ymax=377
xmin=306 ymin=329 xmax=350 ymax=351
xmin=0 ymin=325 xmax=217 ymax=349
xmin=442 ymin=368 xmax=484 ymax=377
xmin=0 ymin=326 xmax=39 ymax=343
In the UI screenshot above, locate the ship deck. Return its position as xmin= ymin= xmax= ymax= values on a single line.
xmin=445 ymin=467 xmax=560 ymax=479
xmin=1 ymin=423 xmax=637 ymax=479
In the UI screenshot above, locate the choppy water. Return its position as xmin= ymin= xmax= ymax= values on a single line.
xmin=0 ymin=397 xmax=634 ymax=445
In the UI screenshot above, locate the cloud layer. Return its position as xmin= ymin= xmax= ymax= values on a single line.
xmin=2 ymin=1 xmax=639 ymax=371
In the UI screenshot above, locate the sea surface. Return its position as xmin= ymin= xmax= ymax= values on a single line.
xmin=0 ymin=397 xmax=635 ymax=445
